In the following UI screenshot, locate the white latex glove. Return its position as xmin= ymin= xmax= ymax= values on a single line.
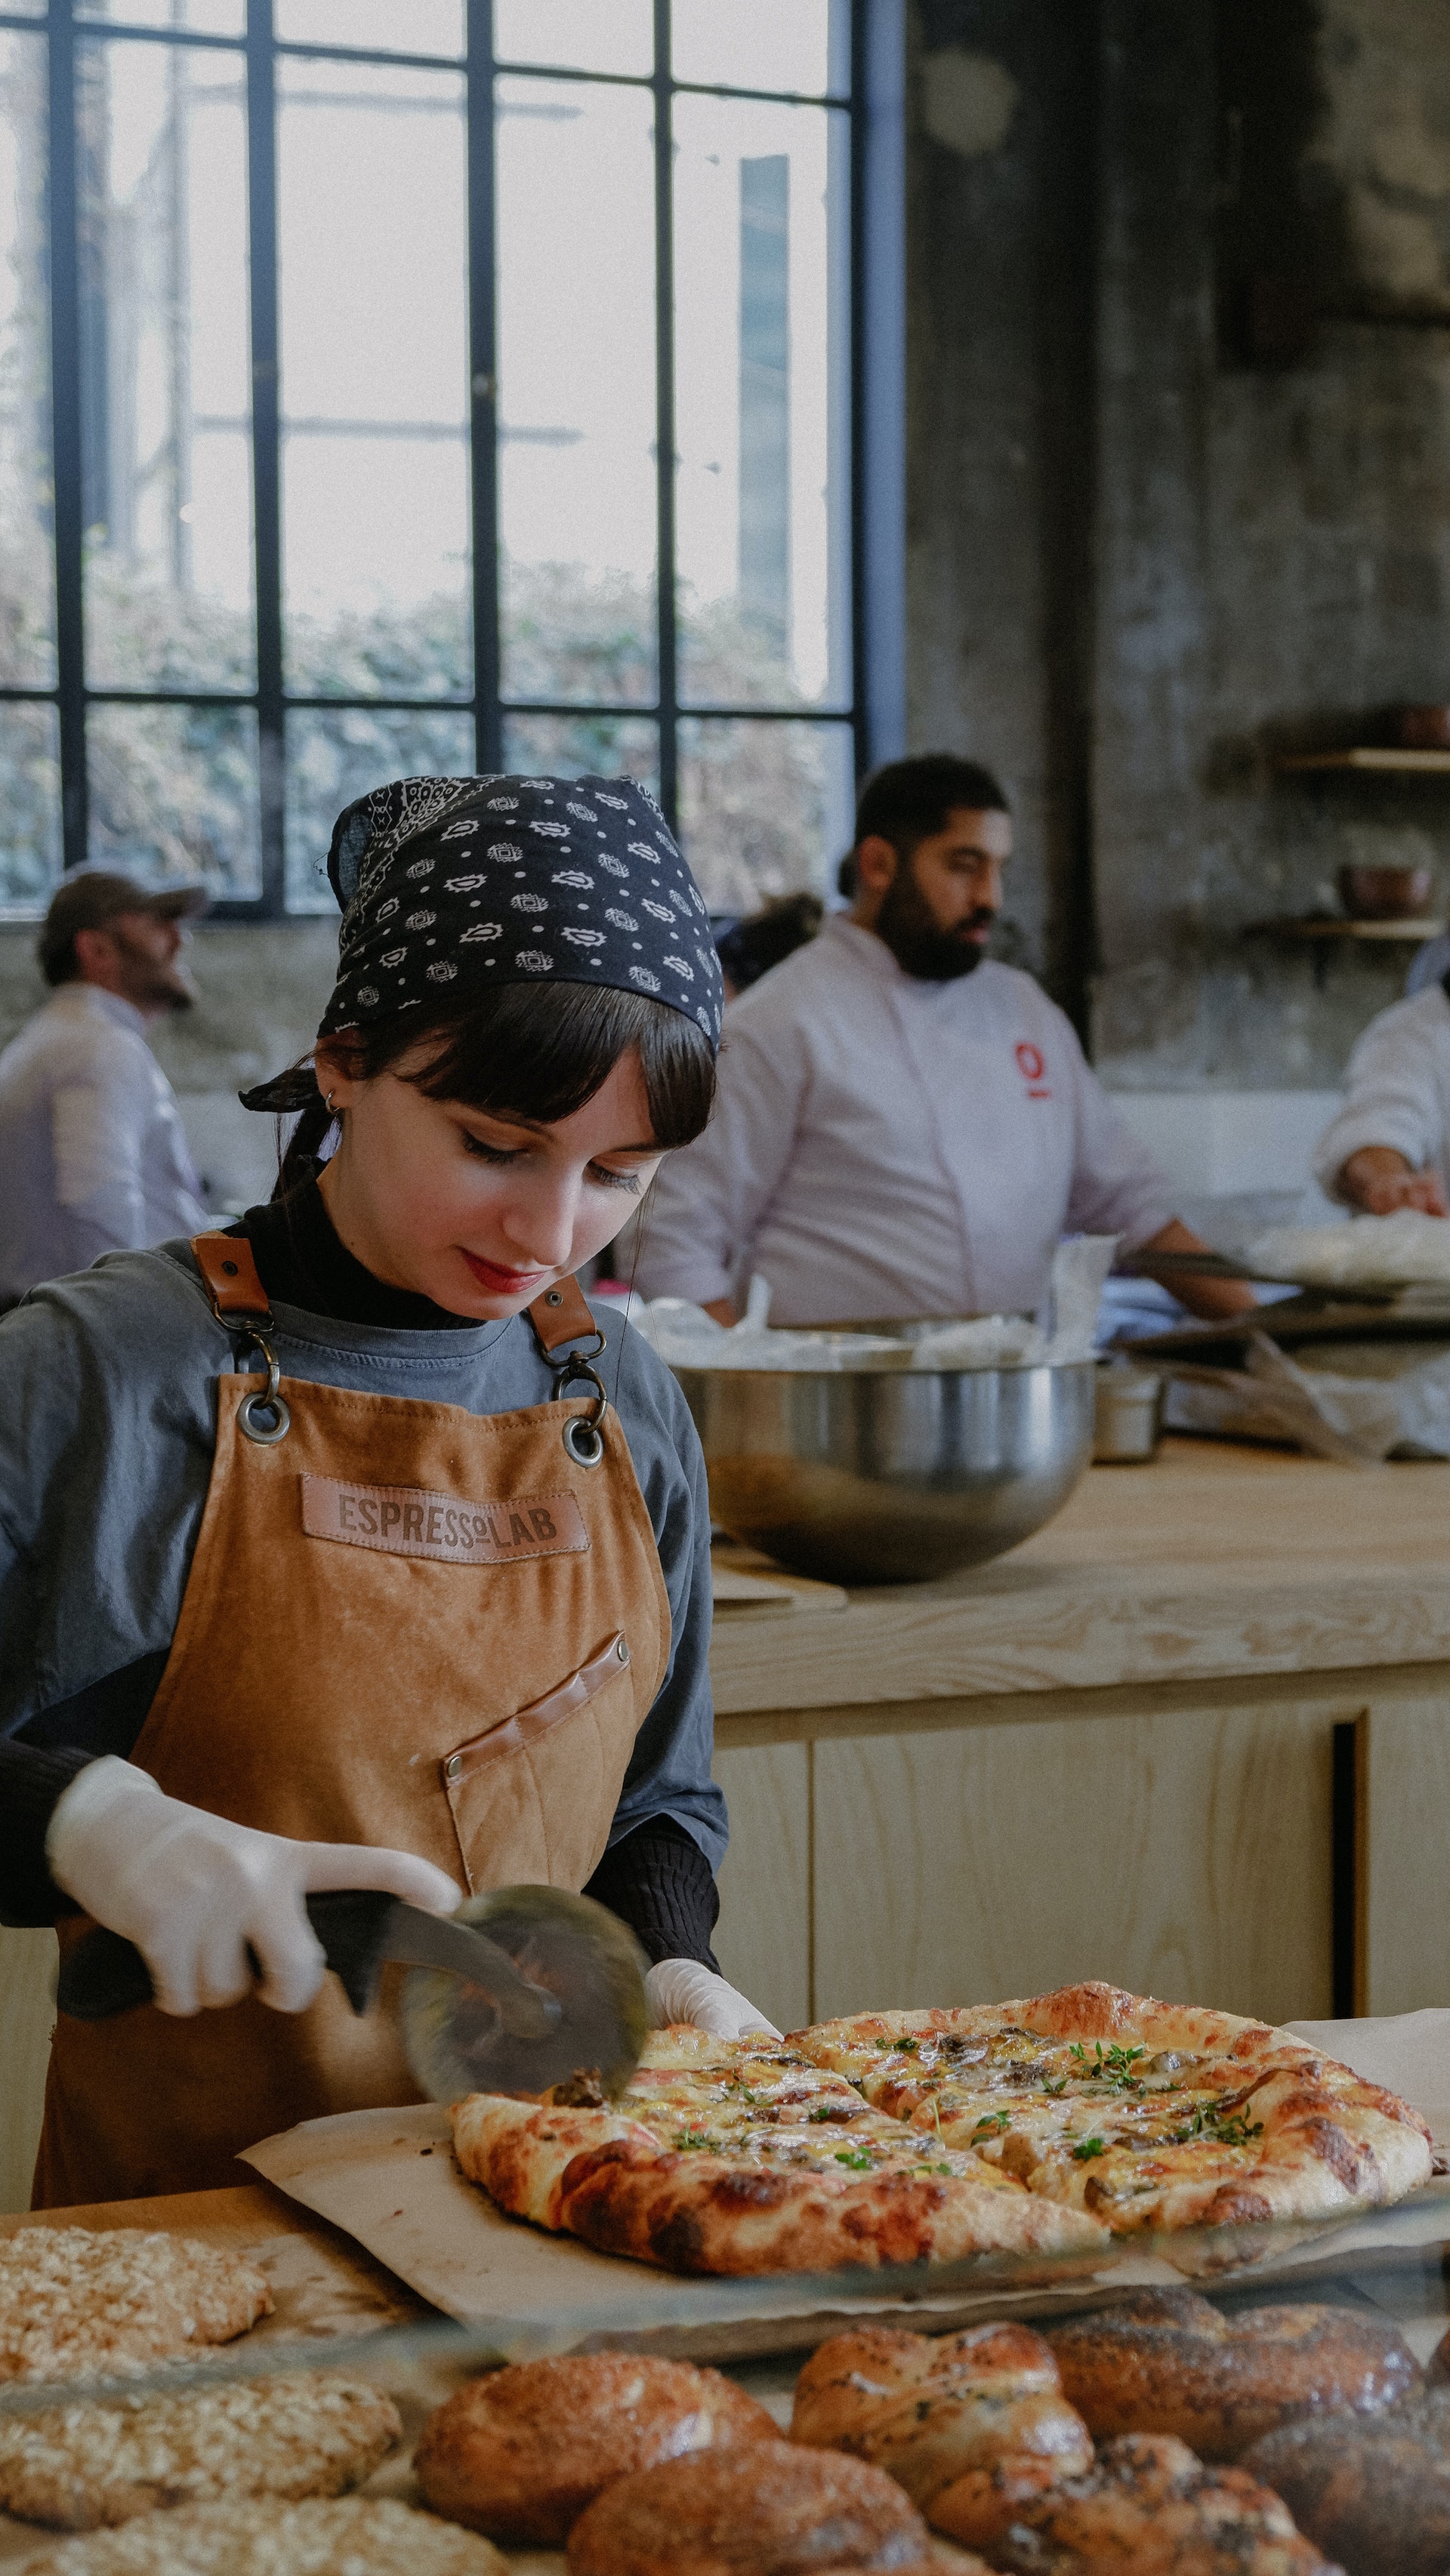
xmin=644 ymin=1956 xmax=781 ymax=2040
xmin=48 ymin=1756 xmax=462 ymax=2018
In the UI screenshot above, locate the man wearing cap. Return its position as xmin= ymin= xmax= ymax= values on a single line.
xmin=0 ymin=870 xmax=208 ymax=1305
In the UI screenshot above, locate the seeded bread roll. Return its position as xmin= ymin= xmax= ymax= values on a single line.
xmin=992 ymin=2430 xmax=1338 ymax=2574
xmin=1245 ymin=2388 xmax=1450 ymax=2575
xmin=790 ymin=2323 xmax=1093 ymax=2549
xmin=565 ymin=2443 xmax=973 ymax=2576
xmin=415 ymin=2353 xmax=779 ymax=2547
xmin=1045 ymin=2288 xmax=1418 ymax=2460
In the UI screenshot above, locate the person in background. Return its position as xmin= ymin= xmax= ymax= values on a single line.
xmin=0 ymin=869 xmax=209 ymax=1305
xmin=716 ymin=891 xmax=823 ymax=1002
xmin=634 ymin=754 xmax=1257 ymax=1327
xmin=1313 ymin=977 xmax=1450 ymax=1217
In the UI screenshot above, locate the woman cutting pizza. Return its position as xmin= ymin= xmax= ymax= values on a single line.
xmin=0 ymin=774 xmax=773 ymax=2206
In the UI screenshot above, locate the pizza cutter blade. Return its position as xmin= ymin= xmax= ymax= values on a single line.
xmin=55 ymin=1883 xmax=649 ymax=2105
xmin=397 ymin=1884 xmax=650 ymax=2104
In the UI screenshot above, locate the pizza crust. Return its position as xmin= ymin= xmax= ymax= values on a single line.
xmin=451 ymin=2095 xmax=1106 ymax=2272
xmin=449 ymin=1984 xmax=1432 ymax=2272
xmin=791 ymin=1983 xmax=1432 ymax=2238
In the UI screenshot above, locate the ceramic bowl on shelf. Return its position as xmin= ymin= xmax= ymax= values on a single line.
xmin=1337 ymin=861 xmax=1435 ymax=921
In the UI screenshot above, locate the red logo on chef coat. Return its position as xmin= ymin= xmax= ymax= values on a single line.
xmin=1014 ymin=1040 xmax=1051 ymax=1099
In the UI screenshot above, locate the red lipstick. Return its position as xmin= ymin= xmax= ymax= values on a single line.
xmin=461 ymin=1251 xmax=550 ymax=1296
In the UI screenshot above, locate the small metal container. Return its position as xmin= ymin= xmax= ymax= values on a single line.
xmin=1093 ymin=1363 xmax=1164 ymax=1463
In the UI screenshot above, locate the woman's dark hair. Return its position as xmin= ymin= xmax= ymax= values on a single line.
xmin=258 ymin=981 xmax=716 ymax=1199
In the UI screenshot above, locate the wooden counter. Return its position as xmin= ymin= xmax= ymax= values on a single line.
xmin=6 ymin=1439 xmax=1450 ymax=2212
xmin=708 ymin=1440 xmax=1450 ymax=2041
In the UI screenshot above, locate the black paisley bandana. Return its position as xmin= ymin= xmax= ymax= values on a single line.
xmin=316 ymin=772 xmax=723 ymax=1048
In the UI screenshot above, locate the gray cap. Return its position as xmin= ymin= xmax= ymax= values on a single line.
xmin=39 ymin=868 xmax=208 ymax=986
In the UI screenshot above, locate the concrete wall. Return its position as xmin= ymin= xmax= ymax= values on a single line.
xmin=909 ymin=0 xmax=1450 ymax=1095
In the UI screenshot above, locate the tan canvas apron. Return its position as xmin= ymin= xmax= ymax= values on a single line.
xmin=34 ymin=1239 xmax=671 ymax=2206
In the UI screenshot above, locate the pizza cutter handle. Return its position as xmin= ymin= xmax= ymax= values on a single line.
xmin=55 ymin=1891 xmax=396 ymax=2021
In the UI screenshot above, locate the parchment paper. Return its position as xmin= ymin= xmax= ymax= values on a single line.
xmin=240 ymin=2103 xmax=1185 ymax=2362
xmin=238 ymin=2011 xmax=1450 ymax=2363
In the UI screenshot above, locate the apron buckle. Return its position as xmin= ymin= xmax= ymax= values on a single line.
xmin=236 ymin=1332 xmax=292 ymax=1446
xmin=557 ymin=1357 xmax=608 ymax=1468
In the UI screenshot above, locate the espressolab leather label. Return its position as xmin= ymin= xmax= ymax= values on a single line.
xmin=300 ymin=1474 xmax=589 ymax=1564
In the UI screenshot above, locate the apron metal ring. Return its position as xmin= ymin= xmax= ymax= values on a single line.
xmin=556 ymin=1357 xmax=609 ymax=1468
xmin=563 ymin=1413 xmax=605 ymax=1468
xmin=236 ymin=1334 xmax=292 ymax=1446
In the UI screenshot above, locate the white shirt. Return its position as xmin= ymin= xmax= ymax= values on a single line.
xmin=1313 ymin=984 xmax=1450 ymax=1203
xmin=0 ymin=984 xmax=207 ymax=1302
xmin=635 ymin=918 xmax=1176 ymax=1323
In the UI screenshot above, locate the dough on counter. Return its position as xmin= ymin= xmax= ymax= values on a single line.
xmin=17 ymin=2497 xmax=507 ymax=2576
xmin=990 ymin=2430 xmax=1336 ymax=2573
xmin=789 ymin=2322 xmax=1093 ymax=2550
xmin=0 ymin=2375 xmax=401 ymax=2529
xmin=414 ymin=2351 xmax=778 ymax=2545
xmin=0 ymin=2233 xmax=272 ymax=2384
xmin=1044 ymin=2288 xmax=1420 ymax=2458
xmin=564 ymin=2443 xmax=971 ymax=2576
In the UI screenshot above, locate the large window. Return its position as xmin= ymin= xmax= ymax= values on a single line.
xmin=0 ymin=0 xmax=861 ymax=917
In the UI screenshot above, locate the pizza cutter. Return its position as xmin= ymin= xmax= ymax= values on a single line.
xmin=56 ymin=1884 xmax=650 ymax=2102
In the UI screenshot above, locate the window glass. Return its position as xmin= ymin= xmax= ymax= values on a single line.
xmin=79 ymin=38 xmax=255 ymax=690
xmin=492 ymin=2 xmax=652 ymax=79
xmin=77 ymin=2 xmax=243 ymax=34
xmin=677 ymin=713 xmax=853 ymax=908
xmin=285 ymin=706 xmax=476 ymax=911
xmin=278 ymin=54 xmax=470 ymax=698
xmin=87 ymin=702 xmax=261 ymax=898
xmin=495 ymin=75 xmax=657 ymax=706
xmin=674 ymin=89 xmax=850 ymax=713
xmin=275 ymin=2 xmax=464 ymax=56
xmin=501 ymin=710 xmax=659 ymax=800
xmin=671 ymin=1 xmax=846 ymax=97
xmin=0 ymin=29 xmax=52 ymax=695
xmin=0 ymin=703 xmax=60 ymax=913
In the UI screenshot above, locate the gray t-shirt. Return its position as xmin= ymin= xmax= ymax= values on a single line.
xmin=0 ymin=1240 xmax=725 ymax=1869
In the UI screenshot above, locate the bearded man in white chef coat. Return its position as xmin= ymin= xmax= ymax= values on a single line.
xmin=634 ymin=755 xmax=1253 ymax=1327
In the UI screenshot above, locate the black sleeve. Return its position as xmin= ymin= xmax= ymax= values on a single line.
xmin=0 ymin=1739 xmax=91 ymax=1926
xmin=584 ymin=1816 xmax=720 ymax=1970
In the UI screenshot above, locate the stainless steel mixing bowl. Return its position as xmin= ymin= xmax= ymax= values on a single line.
xmin=674 ymin=1347 xmax=1097 ymax=1585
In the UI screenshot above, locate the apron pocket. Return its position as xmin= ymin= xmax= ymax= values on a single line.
xmin=441 ymin=1631 xmax=637 ymax=1894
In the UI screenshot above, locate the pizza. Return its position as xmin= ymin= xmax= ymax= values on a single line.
xmin=446 ymin=1982 xmax=1432 ymax=2276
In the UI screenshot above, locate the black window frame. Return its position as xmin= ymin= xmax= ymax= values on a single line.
xmin=0 ymin=0 xmax=900 ymax=918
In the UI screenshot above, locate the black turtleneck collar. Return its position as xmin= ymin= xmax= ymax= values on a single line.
xmin=230 ymin=1176 xmax=477 ymax=1331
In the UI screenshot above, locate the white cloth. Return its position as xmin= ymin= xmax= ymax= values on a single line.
xmin=46 ymin=1756 xmax=462 ymax=2017
xmin=1312 ymin=984 xmax=1450 ymax=1206
xmin=0 ymin=984 xmax=207 ymax=1302
xmin=643 ymin=1957 xmax=782 ymax=2040
xmin=635 ymin=920 xmax=1174 ymax=1323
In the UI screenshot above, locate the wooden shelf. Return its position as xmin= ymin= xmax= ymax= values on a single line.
xmin=1277 ymin=747 xmax=1450 ymax=773
xmin=1245 ymin=914 xmax=1442 ymax=942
